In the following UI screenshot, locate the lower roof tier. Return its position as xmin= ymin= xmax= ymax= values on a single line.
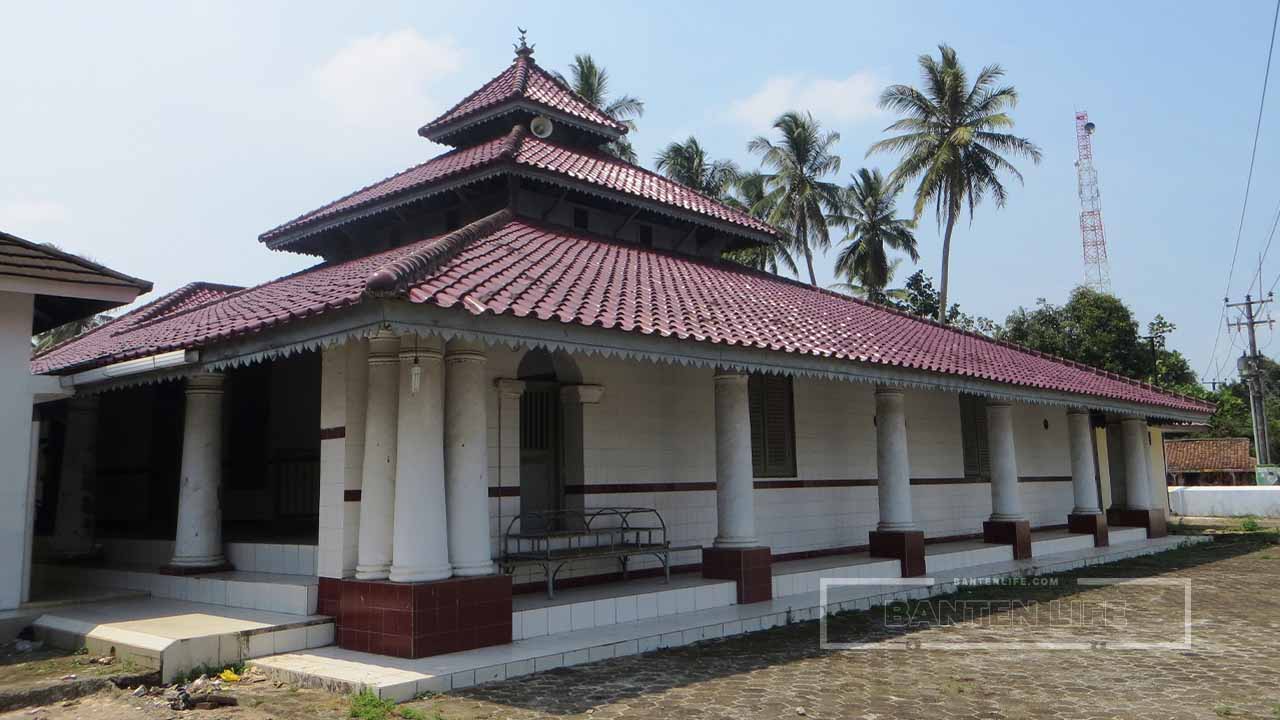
xmin=34 ymin=211 xmax=1213 ymax=418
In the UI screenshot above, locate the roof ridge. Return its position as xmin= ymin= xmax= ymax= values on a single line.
xmin=258 ymin=143 xmax=489 ymax=242
xmin=31 ymin=281 xmax=240 ymax=361
xmin=418 ymin=62 xmax=522 ymax=138
xmin=500 ymin=123 xmax=528 ymax=158
xmin=513 ymin=54 xmax=532 ymax=95
xmin=790 ymin=281 xmax=1213 ymax=411
xmin=365 ymin=208 xmax=516 ymax=296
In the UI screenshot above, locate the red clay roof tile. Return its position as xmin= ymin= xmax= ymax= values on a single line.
xmin=1165 ymin=438 xmax=1256 ymax=472
xmin=38 ymin=217 xmax=1215 ymax=417
xmin=419 ymin=53 xmax=626 ymax=141
xmin=260 ymin=131 xmax=774 ymax=244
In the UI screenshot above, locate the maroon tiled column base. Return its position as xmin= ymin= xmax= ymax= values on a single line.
xmin=335 ymin=575 xmax=511 ymax=658
xmin=1067 ymin=512 xmax=1110 ymax=547
xmin=983 ymin=519 xmax=1032 ymax=560
xmin=702 ymin=547 xmax=772 ymax=604
xmin=868 ymin=530 xmax=925 ymax=577
xmin=1107 ymin=508 xmax=1168 ymax=539
xmin=318 ymin=576 xmax=341 ymax=618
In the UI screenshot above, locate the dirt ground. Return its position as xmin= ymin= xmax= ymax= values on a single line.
xmin=4 ymin=530 xmax=1278 ymax=720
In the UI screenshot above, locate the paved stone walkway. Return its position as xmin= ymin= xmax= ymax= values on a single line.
xmin=423 ymin=537 xmax=1280 ymax=720
xmin=5 ymin=537 xmax=1279 ymax=719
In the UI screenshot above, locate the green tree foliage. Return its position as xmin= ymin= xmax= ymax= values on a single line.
xmin=1198 ymin=358 xmax=1280 ymax=462
xmin=889 ymin=270 xmax=998 ymax=335
xmin=999 ymin=287 xmax=1197 ymax=389
xmin=831 ymin=168 xmax=919 ymax=297
xmin=554 ymin=55 xmax=644 ymax=162
xmin=869 ymin=45 xmax=1041 ymax=323
xmin=748 ymin=111 xmax=844 ymax=286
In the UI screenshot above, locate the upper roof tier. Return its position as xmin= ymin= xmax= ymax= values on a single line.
xmin=419 ymin=45 xmax=627 ymax=146
xmin=260 ymin=125 xmax=776 ymax=250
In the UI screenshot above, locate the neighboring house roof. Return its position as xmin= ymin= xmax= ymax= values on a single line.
xmin=1165 ymin=438 xmax=1257 ymax=472
xmin=1 ymin=230 xmax=153 ymax=332
xmin=259 ymin=126 xmax=775 ymax=248
xmin=418 ymin=49 xmax=627 ymax=143
xmin=35 ymin=212 xmax=1215 ymax=418
xmin=33 ymin=281 xmax=242 ymax=368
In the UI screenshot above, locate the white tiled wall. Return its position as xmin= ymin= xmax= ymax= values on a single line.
xmin=36 ymin=563 xmax=318 ymax=615
xmin=98 ymin=538 xmax=318 ymax=576
xmin=481 ymin=348 xmax=1081 ymax=578
xmin=512 ymin=581 xmax=736 ymax=640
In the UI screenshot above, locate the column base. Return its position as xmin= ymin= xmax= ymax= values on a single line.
xmin=158 ymin=561 xmax=234 ymax=576
xmin=868 ymin=530 xmax=925 ymax=577
xmin=983 ymin=520 xmax=1032 ymax=560
xmin=1106 ymin=508 xmax=1167 ymax=539
xmin=702 ymin=546 xmax=772 ymax=604
xmin=1067 ymin=512 xmax=1110 ymax=547
xmin=336 ymin=575 xmax=511 ymax=658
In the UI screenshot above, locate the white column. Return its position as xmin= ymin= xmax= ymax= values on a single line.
xmin=1068 ymin=410 xmax=1101 ymax=514
xmin=317 ymin=342 xmax=351 ymax=579
xmin=342 ymin=340 xmax=368 ymax=576
xmin=713 ymin=371 xmax=758 ymax=548
xmin=445 ymin=338 xmax=494 ymax=576
xmin=875 ymin=388 xmax=916 ymax=531
xmin=0 ymin=291 xmax=35 ymax=609
xmin=1121 ymin=416 xmax=1154 ymax=510
xmin=390 ymin=335 xmax=451 ymax=583
xmin=986 ymin=401 xmax=1025 ymax=521
xmin=21 ymin=416 xmax=41 ymax=604
xmin=355 ymin=331 xmax=400 ymax=580
xmin=53 ymin=395 xmax=98 ymax=554
xmin=169 ymin=373 xmax=228 ymax=569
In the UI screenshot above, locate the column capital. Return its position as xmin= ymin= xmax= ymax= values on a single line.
xmin=985 ymin=399 xmax=1011 ymax=409
xmin=1120 ymin=415 xmax=1148 ymax=426
xmin=185 ymin=372 xmax=225 ymax=395
xmin=560 ymin=383 xmax=604 ymax=405
xmin=397 ymin=334 xmax=444 ymax=361
xmin=66 ymin=394 xmax=100 ymax=413
xmin=367 ymin=330 xmax=401 ymax=362
xmin=874 ymin=386 xmax=904 ymax=399
xmin=495 ymin=378 xmax=527 ymax=398
xmin=713 ymin=369 xmax=750 ymax=385
xmin=1066 ymin=407 xmax=1091 ymax=417
xmin=445 ymin=337 xmax=487 ymax=363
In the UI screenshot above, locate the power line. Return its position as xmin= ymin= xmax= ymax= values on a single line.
xmin=1206 ymin=0 xmax=1280 ymax=380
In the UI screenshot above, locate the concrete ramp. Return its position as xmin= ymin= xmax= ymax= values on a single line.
xmin=33 ymin=597 xmax=334 ymax=682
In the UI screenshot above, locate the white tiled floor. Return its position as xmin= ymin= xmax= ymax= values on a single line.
xmin=512 ymin=576 xmax=736 ymax=641
xmin=251 ymin=533 xmax=1209 ymax=701
xmin=33 ymin=564 xmax=319 ymax=615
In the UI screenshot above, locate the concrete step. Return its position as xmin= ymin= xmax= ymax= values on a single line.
xmin=34 ymin=564 xmax=317 ymax=615
xmin=33 ymin=598 xmax=334 ymax=683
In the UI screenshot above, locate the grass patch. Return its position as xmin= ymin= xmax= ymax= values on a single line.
xmin=1240 ymin=516 xmax=1263 ymax=533
xmin=350 ymin=688 xmax=398 ymax=720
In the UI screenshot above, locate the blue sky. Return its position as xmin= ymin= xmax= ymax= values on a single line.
xmin=3 ymin=1 xmax=1277 ymax=382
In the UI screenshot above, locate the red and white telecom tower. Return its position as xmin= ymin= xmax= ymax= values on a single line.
xmin=1075 ymin=111 xmax=1112 ymax=292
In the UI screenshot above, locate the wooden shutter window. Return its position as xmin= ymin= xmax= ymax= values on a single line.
xmin=748 ymin=374 xmax=797 ymax=478
xmin=959 ymin=394 xmax=990 ymax=479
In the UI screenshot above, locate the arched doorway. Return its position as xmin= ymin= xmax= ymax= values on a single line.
xmin=517 ymin=349 xmax=583 ymax=529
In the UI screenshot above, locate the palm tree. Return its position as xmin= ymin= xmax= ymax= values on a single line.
xmin=829 ymin=258 xmax=911 ymax=304
xmin=869 ymin=44 xmax=1041 ymax=323
xmin=747 ymin=111 xmax=844 ymax=287
xmin=554 ymin=55 xmax=644 ymax=162
xmin=32 ymin=314 xmax=112 ymax=353
xmin=723 ymin=170 xmax=798 ymax=276
xmin=831 ymin=168 xmax=919 ymax=299
xmin=655 ymin=137 xmax=740 ymax=199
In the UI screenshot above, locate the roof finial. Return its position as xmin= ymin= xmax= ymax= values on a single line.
xmin=514 ymin=27 xmax=534 ymax=58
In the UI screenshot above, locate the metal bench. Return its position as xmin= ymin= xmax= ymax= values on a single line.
xmin=499 ymin=507 xmax=699 ymax=598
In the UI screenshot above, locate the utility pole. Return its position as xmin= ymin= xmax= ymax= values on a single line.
xmin=1139 ymin=333 xmax=1160 ymax=384
xmin=1227 ymin=292 xmax=1275 ymax=464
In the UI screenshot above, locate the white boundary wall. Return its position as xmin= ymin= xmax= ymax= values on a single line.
xmin=1169 ymin=486 xmax=1280 ymax=517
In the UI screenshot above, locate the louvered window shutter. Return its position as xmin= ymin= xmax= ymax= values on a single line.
xmin=748 ymin=374 xmax=796 ymax=477
xmin=960 ymin=394 xmax=991 ymax=478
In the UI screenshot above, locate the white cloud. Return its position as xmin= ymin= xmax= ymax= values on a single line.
xmin=0 ymin=198 xmax=69 ymax=230
xmin=729 ymin=71 xmax=882 ymax=131
xmin=309 ymin=29 xmax=462 ymax=131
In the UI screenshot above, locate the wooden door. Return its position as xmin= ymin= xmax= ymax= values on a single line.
xmin=520 ymin=382 xmax=561 ymax=530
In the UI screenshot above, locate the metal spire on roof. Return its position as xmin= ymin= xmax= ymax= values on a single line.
xmin=514 ymin=27 xmax=534 ymax=58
